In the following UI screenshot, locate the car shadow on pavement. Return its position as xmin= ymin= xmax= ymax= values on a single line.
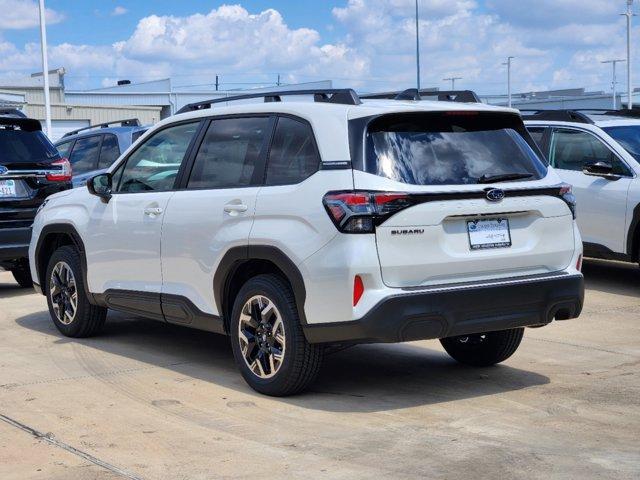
xmin=0 ymin=278 xmax=34 ymax=299
xmin=582 ymin=258 xmax=640 ymax=298
xmin=16 ymin=309 xmax=549 ymax=413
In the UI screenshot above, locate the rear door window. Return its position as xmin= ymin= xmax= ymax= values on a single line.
xmin=364 ymin=112 xmax=546 ymax=186
xmin=187 ymin=117 xmax=269 ymax=189
xmin=98 ymin=134 xmax=120 ymax=169
xmin=265 ymin=117 xmax=320 ymax=186
xmin=55 ymin=140 xmax=74 ymax=159
xmin=69 ymin=135 xmax=101 ymax=174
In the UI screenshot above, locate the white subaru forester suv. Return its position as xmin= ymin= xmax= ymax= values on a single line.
xmin=29 ymin=88 xmax=584 ymax=396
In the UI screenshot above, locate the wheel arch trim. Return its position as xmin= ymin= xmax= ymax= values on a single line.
xmin=34 ymin=223 xmax=93 ymax=301
xmin=213 ymin=245 xmax=308 ymax=329
xmin=627 ymin=203 xmax=640 ymax=260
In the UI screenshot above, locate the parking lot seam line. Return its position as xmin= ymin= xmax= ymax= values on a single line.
xmin=0 ymin=360 xmax=194 ymax=389
xmin=583 ymin=304 xmax=640 ymax=315
xmin=0 ymin=413 xmax=144 ymax=480
xmin=530 ymin=337 xmax=639 ymax=357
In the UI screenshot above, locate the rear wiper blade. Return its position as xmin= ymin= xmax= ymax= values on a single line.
xmin=477 ymin=172 xmax=533 ymax=184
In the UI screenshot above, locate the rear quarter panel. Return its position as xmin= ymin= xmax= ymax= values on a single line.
xmin=250 ymin=169 xmax=353 ymax=265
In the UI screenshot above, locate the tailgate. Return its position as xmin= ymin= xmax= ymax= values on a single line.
xmin=375 ymin=195 xmax=575 ymax=287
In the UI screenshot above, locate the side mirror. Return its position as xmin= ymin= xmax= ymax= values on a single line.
xmin=87 ymin=173 xmax=112 ymax=202
xmin=583 ymin=161 xmax=620 ymax=181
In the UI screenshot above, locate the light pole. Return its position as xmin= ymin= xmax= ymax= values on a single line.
xmin=622 ymin=1 xmax=636 ymax=109
xmin=443 ymin=77 xmax=462 ymax=90
xmin=602 ymin=59 xmax=626 ymax=110
xmin=503 ymin=56 xmax=515 ymax=108
xmin=38 ymin=0 xmax=52 ymax=138
xmin=415 ymin=0 xmax=421 ymax=91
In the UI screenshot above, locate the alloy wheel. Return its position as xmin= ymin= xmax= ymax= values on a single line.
xmin=238 ymin=295 xmax=286 ymax=379
xmin=49 ymin=261 xmax=78 ymax=325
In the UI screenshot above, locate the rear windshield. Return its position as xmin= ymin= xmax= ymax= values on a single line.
xmin=0 ymin=129 xmax=59 ymax=163
xmin=603 ymin=125 xmax=640 ymax=161
xmin=365 ymin=112 xmax=546 ymax=186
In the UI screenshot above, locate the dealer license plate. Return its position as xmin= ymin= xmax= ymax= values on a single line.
xmin=467 ymin=218 xmax=512 ymax=250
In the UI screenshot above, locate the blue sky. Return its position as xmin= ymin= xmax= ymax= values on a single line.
xmin=36 ymin=1 xmax=338 ymax=45
xmin=0 ymin=0 xmax=638 ymax=95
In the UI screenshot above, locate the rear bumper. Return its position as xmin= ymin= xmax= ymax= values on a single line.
xmin=303 ymin=273 xmax=584 ymax=344
xmin=0 ymin=227 xmax=31 ymax=262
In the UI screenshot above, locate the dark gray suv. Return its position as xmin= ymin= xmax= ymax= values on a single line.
xmin=54 ymin=119 xmax=148 ymax=188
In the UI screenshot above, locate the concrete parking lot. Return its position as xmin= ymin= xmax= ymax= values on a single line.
xmin=0 ymin=260 xmax=639 ymax=480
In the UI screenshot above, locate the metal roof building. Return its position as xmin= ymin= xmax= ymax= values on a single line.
xmin=483 ymin=87 xmax=640 ymax=110
xmin=66 ymin=78 xmax=334 ymax=119
xmin=0 ymin=69 xmax=162 ymax=140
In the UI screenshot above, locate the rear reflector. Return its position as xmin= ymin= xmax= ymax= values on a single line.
xmin=576 ymin=254 xmax=582 ymax=272
xmin=46 ymin=158 xmax=72 ymax=182
xmin=353 ymin=275 xmax=364 ymax=306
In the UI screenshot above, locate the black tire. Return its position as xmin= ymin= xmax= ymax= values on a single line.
xmin=230 ymin=274 xmax=323 ymax=396
xmin=440 ymin=328 xmax=524 ymax=367
xmin=45 ymin=245 xmax=107 ymax=338
xmin=11 ymin=261 xmax=33 ymax=288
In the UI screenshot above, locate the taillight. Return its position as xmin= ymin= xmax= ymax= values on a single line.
xmin=576 ymin=254 xmax=582 ymax=272
xmin=323 ymin=191 xmax=413 ymax=233
xmin=46 ymin=158 xmax=72 ymax=182
xmin=353 ymin=275 xmax=364 ymax=306
xmin=559 ymin=183 xmax=576 ymax=219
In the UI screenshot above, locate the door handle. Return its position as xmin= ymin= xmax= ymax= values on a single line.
xmin=224 ymin=204 xmax=248 ymax=214
xmin=144 ymin=207 xmax=163 ymax=216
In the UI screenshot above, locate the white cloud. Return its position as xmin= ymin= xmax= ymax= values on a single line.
xmin=112 ymin=6 xmax=128 ymax=16
xmin=115 ymin=5 xmax=368 ymax=80
xmin=0 ymin=0 xmax=64 ymax=30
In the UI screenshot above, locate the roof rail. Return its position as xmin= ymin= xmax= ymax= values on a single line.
xmin=554 ymin=108 xmax=640 ymax=119
xmin=176 ymin=88 xmax=361 ymax=114
xmin=601 ymin=109 xmax=640 ymax=119
xmin=545 ymin=108 xmax=640 ymax=118
xmin=519 ymin=110 xmax=595 ymax=124
xmin=360 ymin=89 xmax=481 ymax=103
xmin=62 ymin=118 xmax=141 ymax=138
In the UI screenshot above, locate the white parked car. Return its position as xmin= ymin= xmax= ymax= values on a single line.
xmin=29 ymin=89 xmax=584 ymax=396
xmin=524 ymin=110 xmax=640 ymax=265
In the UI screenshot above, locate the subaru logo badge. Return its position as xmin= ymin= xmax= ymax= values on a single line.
xmin=0 ymin=166 xmax=7 ymax=176
xmin=486 ymin=188 xmax=505 ymax=202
